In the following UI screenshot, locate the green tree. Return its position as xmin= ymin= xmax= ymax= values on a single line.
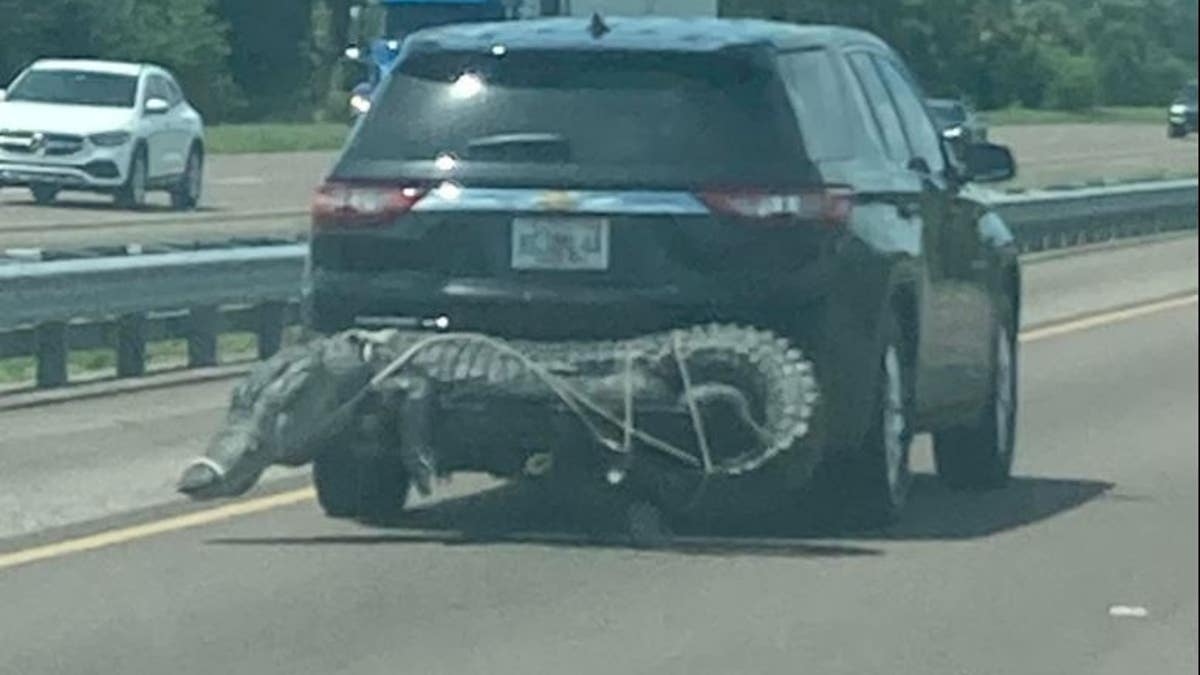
xmin=1045 ymin=49 xmax=1100 ymax=109
xmin=218 ymin=0 xmax=316 ymax=121
xmin=96 ymin=0 xmax=242 ymax=120
xmin=0 ymin=0 xmax=239 ymax=121
xmin=723 ymin=0 xmax=1197 ymax=111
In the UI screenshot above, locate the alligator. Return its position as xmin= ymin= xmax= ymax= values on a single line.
xmin=178 ymin=324 xmax=822 ymax=526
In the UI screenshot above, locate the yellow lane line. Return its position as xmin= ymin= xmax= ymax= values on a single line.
xmin=1021 ymin=294 xmax=1197 ymax=343
xmin=1 ymin=292 xmax=1195 ymax=573
xmin=0 ymin=488 xmax=315 ymax=571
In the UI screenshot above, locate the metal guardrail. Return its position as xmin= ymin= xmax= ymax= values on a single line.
xmin=0 ymin=179 xmax=1196 ymax=390
xmin=0 ymin=245 xmax=305 ymax=387
xmin=988 ymin=179 xmax=1198 ymax=250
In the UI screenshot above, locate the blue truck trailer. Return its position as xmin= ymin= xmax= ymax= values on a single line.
xmin=343 ymin=0 xmax=510 ymax=119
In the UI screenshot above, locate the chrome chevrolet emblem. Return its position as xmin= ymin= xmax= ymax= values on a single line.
xmin=535 ymin=190 xmax=578 ymax=212
xmin=30 ymin=132 xmax=46 ymax=155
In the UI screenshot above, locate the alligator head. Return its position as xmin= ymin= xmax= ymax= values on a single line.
xmin=178 ymin=335 xmax=375 ymax=500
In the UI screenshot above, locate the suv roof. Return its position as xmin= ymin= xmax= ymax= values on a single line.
xmin=30 ymin=59 xmax=144 ymax=77
xmin=404 ymin=17 xmax=888 ymax=54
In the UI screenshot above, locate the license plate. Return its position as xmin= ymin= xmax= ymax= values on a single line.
xmin=511 ymin=217 xmax=610 ymax=271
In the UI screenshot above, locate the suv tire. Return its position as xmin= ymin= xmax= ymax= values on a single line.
xmin=30 ymin=184 xmax=59 ymax=205
xmin=313 ymin=449 xmax=411 ymax=523
xmin=811 ymin=310 xmax=914 ymax=528
xmin=171 ymin=146 xmax=203 ymax=211
xmin=115 ymin=147 xmax=148 ymax=210
xmin=933 ymin=299 xmax=1017 ymax=489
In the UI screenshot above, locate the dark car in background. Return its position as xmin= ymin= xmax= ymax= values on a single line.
xmin=1167 ymin=80 xmax=1197 ymax=138
xmin=927 ymin=97 xmax=988 ymax=144
xmin=305 ymin=17 xmax=1021 ymax=524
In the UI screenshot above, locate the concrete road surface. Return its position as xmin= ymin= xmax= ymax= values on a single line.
xmin=0 ymin=237 xmax=1196 ymax=674
xmin=992 ymin=123 xmax=1199 ymax=189
xmin=0 ymin=151 xmax=327 ymax=249
xmin=0 ymin=235 xmax=1194 ymax=542
xmin=1 ymin=123 xmax=1196 ymax=250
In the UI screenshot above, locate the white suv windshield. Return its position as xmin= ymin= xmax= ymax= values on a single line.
xmin=6 ymin=70 xmax=138 ymax=108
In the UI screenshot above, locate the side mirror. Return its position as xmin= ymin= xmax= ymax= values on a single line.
xmin=144 ymin=97 xmax=170 ymax=115
xmin=963 ymin=142 xmax=1016 ymax=183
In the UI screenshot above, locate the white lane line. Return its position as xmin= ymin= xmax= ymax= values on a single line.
xmin=0 ymin=293 xmax=1196 ymax=572
xmin=1108 ymin=605 xmax=1150 ymax=618
xmin=208 ymin=176 xmax=265 ymax=186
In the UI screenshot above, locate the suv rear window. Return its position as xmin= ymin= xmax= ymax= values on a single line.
xmin=342 ymin=49 xmax=812 ymax=185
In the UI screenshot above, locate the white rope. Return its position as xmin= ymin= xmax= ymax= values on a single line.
xmin=671 ymin=331 xmax=714 ymax=474
xmin=620 ymin=349 xmax=635 ymax=454
xmin=283 ymin=329 xmax=791 ymax=508
xmin=365 ymin=332 xmax=703 ymax=467
xmin=185 ymin=456 xmax=228 ymax=479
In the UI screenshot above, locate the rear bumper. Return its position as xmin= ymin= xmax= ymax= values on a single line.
xmin=303 ymin=267 xmax=834 ymax=339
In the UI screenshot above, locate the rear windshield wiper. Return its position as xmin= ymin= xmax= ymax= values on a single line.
xmin=465 ymin=133 xmax=571 ymax=163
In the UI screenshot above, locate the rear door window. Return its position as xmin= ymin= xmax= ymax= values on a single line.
xmin=928 ymin=101 xmax=966 ymax=128
xmin=344 ymin=49 xmax=811 ymax=185
xmin=874 ymin=57 xmax=946 ymax=174
xmin=846 ymin=52 xmax=908 ymax=164
xmin=775 ymin=49 xmax=853 ymax=160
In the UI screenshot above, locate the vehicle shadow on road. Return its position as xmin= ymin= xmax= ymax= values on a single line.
xmin=210 ymin=481 xmax=882 ymax=558
xmin=825 ymin=474 xmax=1114 ymax=541
xmin=209 ymin=473 xmax=1113 ymax=557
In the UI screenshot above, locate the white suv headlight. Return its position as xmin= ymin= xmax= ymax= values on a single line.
xmin=89 ymin=131 xmax=132 ymax=147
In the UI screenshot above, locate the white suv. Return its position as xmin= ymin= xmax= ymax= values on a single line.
xmin=0 ymin=59 xmax=205 ymax=210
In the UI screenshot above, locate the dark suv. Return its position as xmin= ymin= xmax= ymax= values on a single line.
xmin=305 ymin=18 xmax=1021 ymax=521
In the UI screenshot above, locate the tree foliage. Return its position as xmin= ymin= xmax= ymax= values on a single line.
xmin=0 ymin=0 xmax=239 ymax=119
xmin=724 ymin=0 xmax=1197 ymax=109
xmin=2 ymin=0 xmax=1197 ymax=123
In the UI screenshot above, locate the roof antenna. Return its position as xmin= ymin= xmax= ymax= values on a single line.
xmin=588 ymin=12 xmax=610 ymax=39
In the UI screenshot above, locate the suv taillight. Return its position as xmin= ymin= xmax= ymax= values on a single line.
xmin=311 ymin=182 xmax=428 ymax=230
xmin=698 ymin=186 xmax=854 ymax=227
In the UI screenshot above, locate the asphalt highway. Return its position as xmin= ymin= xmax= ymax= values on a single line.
xmin=1 ymin=124 xmax=1195 ymax=250
xmin=0 ymin=238 xmax=1196 ymax=674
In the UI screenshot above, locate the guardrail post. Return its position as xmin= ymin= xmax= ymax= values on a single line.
xmin=257 ymin=302 xmax=286 ymax=360
xmin=116 ymin=313 xmax=147 ymax=378
xmin=188 ymin=306 xmax=220 ymax=368
xmin=35 ymin=321 xmax=68 ymax=388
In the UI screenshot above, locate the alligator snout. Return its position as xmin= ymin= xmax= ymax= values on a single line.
xmin=177 ymin=425 xmax=269 ymax=500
